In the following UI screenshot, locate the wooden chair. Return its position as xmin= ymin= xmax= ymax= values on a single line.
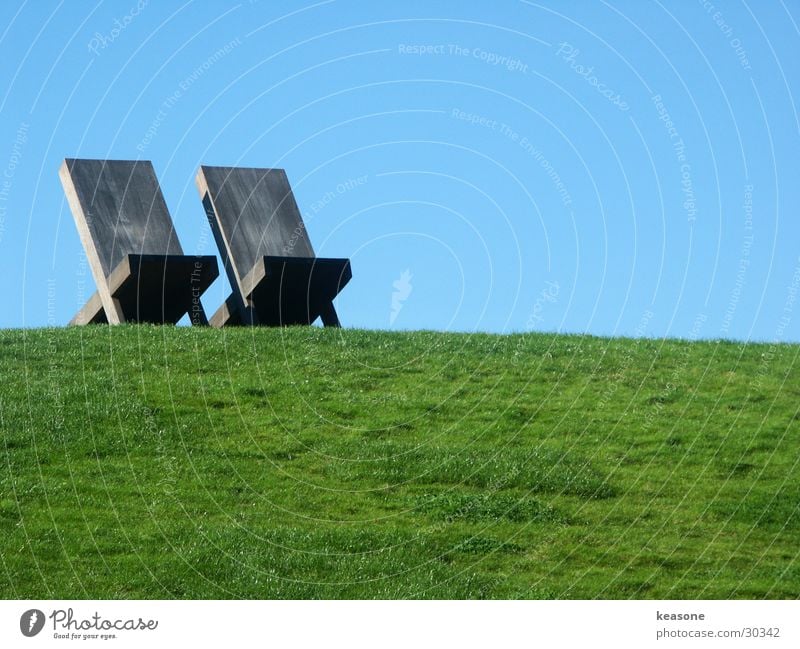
xmin=195 ymin=165 xmax=351 ymax=327
xmin=60 ymin=158 xmax=218 ymax=325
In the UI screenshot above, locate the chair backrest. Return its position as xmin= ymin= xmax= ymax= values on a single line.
xmin=59 ymin=158 xmax=184 ymax=279
xmin=196 ymin=166 xmax=315 ymax=288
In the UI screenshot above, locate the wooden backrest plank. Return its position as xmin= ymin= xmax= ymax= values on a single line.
xmin=196 ymin=166 xmax=315 ymax=290
xmin=60 ymin=158 xmax=183 ymax=278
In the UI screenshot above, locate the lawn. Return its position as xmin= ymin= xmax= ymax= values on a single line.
xmin=0 ymin=326 xmax=798 ymax=598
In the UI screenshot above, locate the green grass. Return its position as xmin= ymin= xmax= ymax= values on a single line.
xmin=0 ymin=325 xmax=798 ymax=599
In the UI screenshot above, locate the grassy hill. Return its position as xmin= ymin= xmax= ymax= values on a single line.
xmin=0 ymin=326 xmax=798 ymax=599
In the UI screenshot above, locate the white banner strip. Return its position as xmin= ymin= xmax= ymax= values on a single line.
xmin=1 ymin=600 xmax=797 ymax=648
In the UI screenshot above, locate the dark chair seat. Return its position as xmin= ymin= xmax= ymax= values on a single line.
xmin=60 ymin=159 xmax=218 ymax=326
xmin=72 ymin=254 xmax=218 ymax=325
xmin=210 ymin=256 xmax=351 ymax=327
xmin=196 ymin=165 xmax=352 ymax=328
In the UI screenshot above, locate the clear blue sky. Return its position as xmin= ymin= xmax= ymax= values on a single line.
xmin=0 ymin=0 xmax=798 ymax=341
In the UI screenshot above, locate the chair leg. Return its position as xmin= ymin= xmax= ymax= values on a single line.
xmin=319 ymin=302 xmax=341 ymax=327
xmin=189 ymin=303 xmax=210 ymax=326
xmin=70 ymin=291 xmax=106 ymax=325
